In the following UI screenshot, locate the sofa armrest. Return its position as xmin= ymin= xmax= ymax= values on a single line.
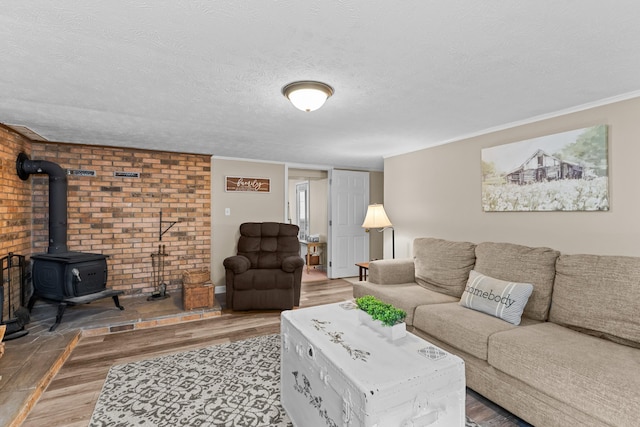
xmin=369 ymin=259 xmax=416 ymax=284
xmin=282 ymin=255 xmax=304 ymax=273
xmin=223 ymin=255 xmax=251 ymax=274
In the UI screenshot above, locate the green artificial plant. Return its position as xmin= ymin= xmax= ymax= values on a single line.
xmin=355 ymin=295 xmax=407 ymax=327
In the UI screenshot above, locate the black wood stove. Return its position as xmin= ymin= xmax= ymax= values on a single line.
xmin=31 ymin=252 xmax=109 ymax=299
xmin=16 ymin=153 xmax=124 ymax=331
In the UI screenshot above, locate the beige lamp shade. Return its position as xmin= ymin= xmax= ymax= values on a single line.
xmin=362 ymin=204 xmax=392 ymax=229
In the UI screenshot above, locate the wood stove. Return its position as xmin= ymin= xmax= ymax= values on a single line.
xmin=31 ymin=252 xmax=109 ymax=300
xmin=17 ymin=153 xmax=123 ymax=331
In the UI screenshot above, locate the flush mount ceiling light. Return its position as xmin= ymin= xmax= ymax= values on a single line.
xmin=282 ymin=81 xmax=334 ymax=112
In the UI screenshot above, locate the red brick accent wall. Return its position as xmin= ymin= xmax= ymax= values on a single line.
xmin=30 ymin=143 xmax=211 ymax=295
xmin=0 ymin=126 xmax=32 ymax=316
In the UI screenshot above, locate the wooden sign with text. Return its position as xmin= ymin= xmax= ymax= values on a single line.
xmin=225 ymin=176 xmax=271 ymax=193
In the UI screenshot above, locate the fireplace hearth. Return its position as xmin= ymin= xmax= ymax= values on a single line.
xmin=16 ymin=153 xmax=124 ymax=331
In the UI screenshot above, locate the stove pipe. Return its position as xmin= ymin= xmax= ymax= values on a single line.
xmin=16 ymin=152 xmax=68 ymax=254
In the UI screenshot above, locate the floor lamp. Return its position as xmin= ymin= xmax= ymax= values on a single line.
xmin=362 ymin=203 xmax=395 ymax=259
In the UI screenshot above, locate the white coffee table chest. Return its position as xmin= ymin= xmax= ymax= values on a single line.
xmin=281 ymin=301 xmax=465 ymax=427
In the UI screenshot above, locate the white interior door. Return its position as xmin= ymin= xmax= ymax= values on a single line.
xmin=328 ymin=170 xmax=369 ymax=278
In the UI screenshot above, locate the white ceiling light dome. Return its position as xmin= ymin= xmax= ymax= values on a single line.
xmin=282 ymin=81 xmax=334 ymax=112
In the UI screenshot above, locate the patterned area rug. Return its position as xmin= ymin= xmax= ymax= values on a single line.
xmin=90 ymin=334 xmax=481 ymax=426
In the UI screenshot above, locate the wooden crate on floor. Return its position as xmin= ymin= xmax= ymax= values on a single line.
xmin=183 ymin=282 xmax=215 ymax=310
xmin=183 ymin=268 xmax=210 ymax=285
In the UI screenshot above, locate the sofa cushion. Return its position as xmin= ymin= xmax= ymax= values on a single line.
xmin=474 ymin=242 xmax=559 ymax=321
xmin=459 ymin=270 xmax=533 ymax=325
xmin=353 ymin=281 xmax=457 ymax=326
xmin=413 ymin=302 xmax=540 ymax=360
xmin=413 ymin=237 xmax=476 ymax=298
xmin=550 ymin=254 xmax=640 ymax=348
xmin=231 ymin=269 xmax=295 ymax=291
xmin=488 ymin=322 xmax=640 ymax=426
xmin=369 ymin=259 xmax=416 ymax=285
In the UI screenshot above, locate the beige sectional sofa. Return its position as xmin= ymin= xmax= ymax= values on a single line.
xmin=353 ymin=237 xmax=640 ymax=427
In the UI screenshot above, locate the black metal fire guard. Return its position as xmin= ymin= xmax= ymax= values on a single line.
xmin=1 ymin=253 xmax=30 ymax=340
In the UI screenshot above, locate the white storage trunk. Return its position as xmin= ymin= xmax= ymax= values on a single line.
xmin=281 ymin=302 xmax=465 ymax=427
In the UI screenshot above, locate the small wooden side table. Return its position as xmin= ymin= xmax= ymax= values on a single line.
xmin=301 ymin=241 xmax=325 ymax=273
xmin=355 ymin=262 xmax=369 ymax=281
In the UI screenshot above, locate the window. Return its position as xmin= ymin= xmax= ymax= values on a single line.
xmin=296 ymin=182 xmax=310 ymax=241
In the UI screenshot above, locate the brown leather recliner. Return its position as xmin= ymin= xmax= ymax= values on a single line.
xmin=223 ymin=222 xmax=305 ymax=310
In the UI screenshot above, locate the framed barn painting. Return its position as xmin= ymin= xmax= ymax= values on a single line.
xmin=481 ymin=125 xmax=609 ymax=212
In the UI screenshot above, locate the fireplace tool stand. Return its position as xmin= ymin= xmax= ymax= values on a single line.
xmin=148 ymin=245 xmax=170 ymax=301
xmin=1 ymin=253 xmax=30 ymax=340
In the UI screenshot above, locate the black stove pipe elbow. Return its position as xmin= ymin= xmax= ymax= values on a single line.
xmin=16 ymin=152 xmax=68 ymax=254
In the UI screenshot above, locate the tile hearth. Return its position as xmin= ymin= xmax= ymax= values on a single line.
xmin=0 ymin=291 xmax=222 ymax=427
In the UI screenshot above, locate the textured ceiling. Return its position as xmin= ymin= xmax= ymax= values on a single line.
xmin=2 ymin=1 xmax=640 ymax=170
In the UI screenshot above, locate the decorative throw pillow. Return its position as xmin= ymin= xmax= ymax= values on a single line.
xmin=459 ymin=270 xmax=533 ymax=325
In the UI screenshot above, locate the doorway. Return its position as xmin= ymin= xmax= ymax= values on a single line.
xmin=295 ymin=181 xmax=310 ymax=241
xmin=288 ymin=168 xmax=329 ymax=282
xmin=287 ymin=167 xmax=372 ymax=281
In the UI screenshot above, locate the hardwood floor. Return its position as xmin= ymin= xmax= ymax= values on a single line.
xmin=22 ymin=279 xmax=527 ymax=427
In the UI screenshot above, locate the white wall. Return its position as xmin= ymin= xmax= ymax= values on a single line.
xmin=212 ymin=159 xmax=385 ymax=288
xmin=368 ymin=171 xmax=385 ymax=260
xmin=211 ymin=158 xmax=285 ymax=288
xmin=309 ymin=178 xmax=328 ymax=241
xmin=385 ymin=97 xmax=640 ymax=258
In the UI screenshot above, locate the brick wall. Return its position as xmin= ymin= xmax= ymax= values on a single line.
xmin=0 ymin=126 xmax=32 ymax=317
xmin=30 ymin=142 xmax=211 ymax=295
